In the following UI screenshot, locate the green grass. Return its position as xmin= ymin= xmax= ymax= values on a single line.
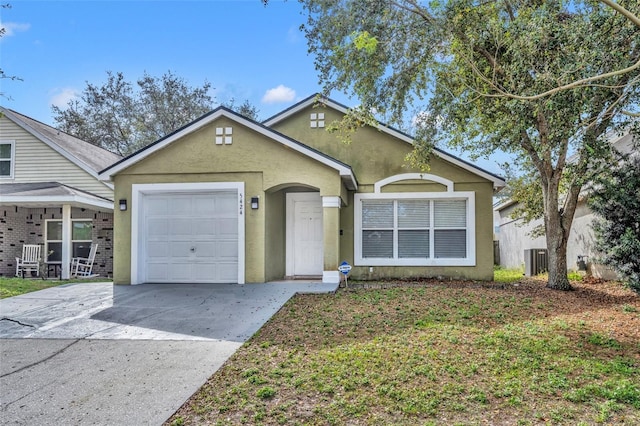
xmin=493 ymin=266 xmax=585 ymax=283
xmin=493 ymin=266 xmax=524 ymax=282
xmin=168 ymin=280 xmax=640 ymax=425
xmin=0 ymin=276 xmax=106 ymax=299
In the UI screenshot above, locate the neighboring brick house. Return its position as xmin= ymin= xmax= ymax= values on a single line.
xmin=0 ymin=107 xmax=121 ymax=278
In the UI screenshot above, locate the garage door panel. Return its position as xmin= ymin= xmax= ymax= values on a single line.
xmin=193 ymin=196 xmax=217 ymax=214
xmin=215 ymin=193 xmax=237 ymax=214
xmin=170 ymin=219 xmax=193 ymax=238
xmin=217 ymin=263 xmax=238 ymax=281
xmin=198 ymin=219 xmax=218 ymax=238
xmin=170 ymin=242 xmax=194 ymax=258
xmin=194 ymin=242 xmax=216 ymax=258
xmin=147 ymin=242 xmax=170 ymax=259
xmin=146 ymin=263 xmax=169 ymax=282
xmin=217 ymin=241 xmax=238 ymax=259
xmin=217 ymin=218 xmax=238 ymax=236
xmin=146 ymin=197 xmax=169 ymax=213
xmin=168 ymin=196 xmax=193 ymax=216
xmin=168 ymin=263 xmax=194 ymax=281
xmin=143 ymin=190 xmax=240 ymax=284
xmin=192 ymin=264 xmax=218 ymax=281
xmin=147 ymin=218 xmax=169 ymax=239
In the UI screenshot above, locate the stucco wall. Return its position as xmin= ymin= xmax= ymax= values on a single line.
xmin=111 ymin=104 xmax=500 ymax=284
xmin=271 ymin=105 xmax=497 ymax=281
xmin=111 ymin=118 xmax=346 ymax=284
xmin=265 ymin=190 xmax=286 ymax=282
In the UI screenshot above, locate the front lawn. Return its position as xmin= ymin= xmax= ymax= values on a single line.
xmin=168 ymin=278 xmax=640 ymax=425
xmin=0 ymin=276 xmax=106 ymax=299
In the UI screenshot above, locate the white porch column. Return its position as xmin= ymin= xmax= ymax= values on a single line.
xmin=61 ymin=204 xmax=72 ymax=279
xmin=322 ymin=196 xmax=341 ymax=284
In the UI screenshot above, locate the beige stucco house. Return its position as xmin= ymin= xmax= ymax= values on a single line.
xmin=99 ymin=95 xmax=505 ymax=285
xmin=0 ymin=107 xmax=121 ymax=278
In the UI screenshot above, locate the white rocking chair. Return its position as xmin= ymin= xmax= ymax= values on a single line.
xmin=16 ymin=244 xmax=42 ymax=278
xmin=71 ymin=243 xmax=99 ymax=278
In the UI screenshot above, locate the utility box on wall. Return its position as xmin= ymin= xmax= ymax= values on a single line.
xmin=524 ymin=249 xmax=548 ymax=276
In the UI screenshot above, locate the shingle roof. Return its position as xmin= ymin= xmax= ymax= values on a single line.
xmin=1 ymin=107 xmax=122 ymax=173
xmin=264 ymin=94 xmax=506 ymax=191
xmin=0 ymin=182 xmax=114 ymax=210
xmin=0 ymin=181 xmax=111 ymax=200
xmin=99 ymin=106 xmax=359 ymax=190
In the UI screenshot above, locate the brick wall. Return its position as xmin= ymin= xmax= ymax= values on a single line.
xmin=0 ymin=206 xmax=114 ymax=278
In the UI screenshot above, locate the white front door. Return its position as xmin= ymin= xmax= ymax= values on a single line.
xmin=143 ymin=191 xmax=239 ymax=283
xmin=286 ymin=193 xmax=323 ymax=277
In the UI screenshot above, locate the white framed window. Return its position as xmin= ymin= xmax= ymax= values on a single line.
xmin=354 ymin=192 xmax=476 ymax=266
xmin=215 ymin=127 xmax=233 ymax=145
xmin=0 ymin=140 xmax=15 ymax=178
xmin=310 ymin=113 xmax=325 ymax=128
xmin=45 ymin=219 xmax=93 ymax=262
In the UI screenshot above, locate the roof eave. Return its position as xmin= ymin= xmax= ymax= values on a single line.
xmin=99 ymin=107 xmax=358 ymax=187
xmin=1 ymin=107 xmax=104 ymax=179
xmin=0 ymin=195 xmax=114 ymax=211
xmin=263 ymin=96 xmax=507 ymax=190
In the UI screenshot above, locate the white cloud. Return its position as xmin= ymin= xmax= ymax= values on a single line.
xmin=50 ymin=88 xmax=80 ymax=108
xmin=1 ymin=21 xmax=30 ymax=37
xmin=262 ymin=85 xmax=296 ymax=104
xmin=287 ymin=25 xmax=301 ymax=44
xmin=412 ymin=111 xmax=430 ymax=128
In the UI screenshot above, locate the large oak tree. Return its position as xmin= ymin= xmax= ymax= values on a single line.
xmin=53 ymin=71 xmax=260 ymax=156
xmin=52 ymin=71 xmax=215 ymax=156
xmin=298 ymin=0 xmax=639 ymax=290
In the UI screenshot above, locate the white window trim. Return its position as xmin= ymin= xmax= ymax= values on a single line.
xmin=44 ymin=219 xmax=92 ymax=263
xmin=0 ymin=140 xmax=15 ymax=179
xmin=374 ymin=172 xmax=454 ymax=193
xmin=354 ymin=191 xmax=476 ymax=267
xmin=131 ymin=182 xmax=245 ymax=285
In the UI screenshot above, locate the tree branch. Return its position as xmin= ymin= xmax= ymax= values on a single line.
xmin=599 ymin=0 xmax=640 ymax=28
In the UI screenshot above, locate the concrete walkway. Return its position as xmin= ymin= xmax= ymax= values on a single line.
xmin=0 ymin=281 xmax=337 ymax=425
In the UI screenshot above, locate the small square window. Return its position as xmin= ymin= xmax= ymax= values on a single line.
xmin=215 ymin=127 xmax=233 ymax=145
xmin=310 ymin=113 xmax=325 ymax=128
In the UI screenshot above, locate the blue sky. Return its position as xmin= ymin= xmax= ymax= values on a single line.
xmin=1 ymin=0 xmax=505 ymax=175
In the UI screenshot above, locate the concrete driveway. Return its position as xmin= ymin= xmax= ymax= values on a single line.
xmin=0 ymin=281 xmax=337 ymax=425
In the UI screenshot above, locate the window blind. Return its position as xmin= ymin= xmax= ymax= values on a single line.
xmin=361 ymin=198 xmax=468 ymax=261
xmin=362 ymin=200 xmax=394 ymax=228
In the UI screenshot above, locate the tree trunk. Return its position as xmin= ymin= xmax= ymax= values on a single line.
xmin=540 ymin=173 xmax=574 ymax=291
xmin=545 ymin=229 xmax=572 ymax=290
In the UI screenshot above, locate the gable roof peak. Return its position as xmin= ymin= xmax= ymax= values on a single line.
xmin=263 ymin=94 xmax=505 ymax=190
xmin=98 ymin=105 xmax=358 ymax=190
xmin=0 ymin=106 xmax=122 ymax=174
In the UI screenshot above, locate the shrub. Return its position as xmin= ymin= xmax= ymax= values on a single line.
xmin=589 ymin=154 xmax=640 ymax=294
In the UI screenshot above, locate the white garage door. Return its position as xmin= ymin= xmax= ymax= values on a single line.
xmin=143 ymin=191 xmax=239 ymax=283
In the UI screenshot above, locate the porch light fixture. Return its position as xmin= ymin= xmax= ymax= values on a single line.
xmin=251 ymin=196 xmax=259 ymax=210
xmin=119 ymin=199 xmax=127 ymax=211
